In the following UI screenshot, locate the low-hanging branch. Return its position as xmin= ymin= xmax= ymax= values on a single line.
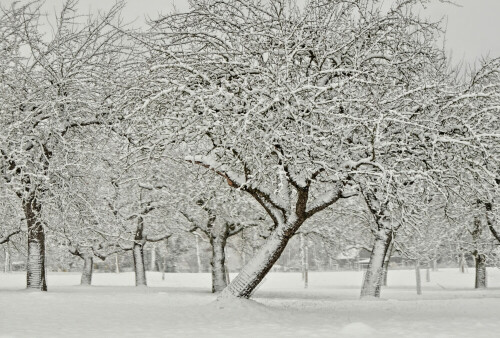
xmin=0 ymin=228 xmax=21 ymax=245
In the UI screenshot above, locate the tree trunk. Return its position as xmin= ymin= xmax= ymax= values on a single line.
xmin=415 ymin=260 xmax=422 ymax=295
xmin=4 ymin=245 xmax=11 ymax=273
xmin=219 ymin=220 xmax=304 ymax=299
xmin=381 ymin=260 xmax=389 ymax=287
xmin=485 ymin=201 xmax=500 ymax=243
xmin=360 ymin=229 xmax=392 ymax=298
xmin=300 ymin=233 xmax=306 ymax=281
xmin=162 ymin=239 xmax=167 ymax=280
xmin=225 ymin=265 xmax=231 ymax=284
xmin=426 ymin=263 xmax=431 ymax=282
xmin=195 ymin=235 xmax=202 ymax=273
xmin=432 ymin=259 xmax=438 ymax=272
xmin=382 ymin=241 xmax=394 ymax=287
xmin=81 ymin=255 xmax=93 ymax=286
xmin=287 ymin=245 xmax=291 ymax=271
xmin=241 ymin=250 xmax=247 ymax=267
xmin=115 ymin=253 xmax=120 ymax=274
xmin=211 ymin=236 xmax=228 ymax=293
xmin=225 ymin=247 xmax=231 ymax=283
xmin=304 ymin=244 xmax=309 ymax=289
xmin=24 ymin=195 xmax=47 ymax=291
xmin=150 ymin=244 xmax=156 ymax=271
xmin=474 ymin=253 xmax=487 ymax=289
xmin=459 ymin=253 xmax=466 ymax=273
xmin=133 ymin=217 xmax=147 ymax=287
xmin=472 ymin=215 xmax=487 ymax=289
xmin=165 ymin=236 xmax=177 ymax=273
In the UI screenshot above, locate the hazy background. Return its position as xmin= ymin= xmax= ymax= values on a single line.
xmin=0 ymin=0 xmax=499 ymax=65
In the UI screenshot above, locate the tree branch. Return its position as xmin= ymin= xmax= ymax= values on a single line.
xmin=0 ymin=228 xmax=21 ymax=245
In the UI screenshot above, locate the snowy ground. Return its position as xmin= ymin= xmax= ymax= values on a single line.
xmin=1 ymin=268 xmax=500 ymax=338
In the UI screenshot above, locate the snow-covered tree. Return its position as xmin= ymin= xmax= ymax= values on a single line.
xmin=0 ymin=0 xmax=136 ymax=290
xmin=180 ymin=188 xmax=265 ymax=292
xmin=140 ymin=0 xmax=457 ymax=298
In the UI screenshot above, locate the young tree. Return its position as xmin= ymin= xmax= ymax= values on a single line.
xmin=180 ymin=191 xmax=264 ymax=293
xmin=439 ymin=58 xmax=500 ymax=246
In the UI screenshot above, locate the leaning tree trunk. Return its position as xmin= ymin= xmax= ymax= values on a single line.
xmin=211 ymin=235 xmax=228 ymax=293
xmin=81 ymin=255 xmax=93 ymax=286
xmin=485 ymin=201 xmax=500 ymax=243
xmin=360 ymin=228 xmax=392 ymax=298
xmin=23 ymin=195 xmax=47 ymax=291
xmin=219 ymin=220 xmax=304 ymax=299
xmin=133 ymin=217 xmax=147 ymax=287
xmin=381 ymin=241 xmax=394 ymax=287
xmin=474 ymin=253 xmax=487 ymax=289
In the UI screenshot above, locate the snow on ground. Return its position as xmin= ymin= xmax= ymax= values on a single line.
xmin=1 ymin=268 xmax=500 ymax=338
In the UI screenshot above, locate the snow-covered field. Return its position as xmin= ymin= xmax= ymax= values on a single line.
xmin=1 ymin=268 xmax=500 ymax=338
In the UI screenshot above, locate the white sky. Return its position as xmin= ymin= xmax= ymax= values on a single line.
xmin=1 ymin=0 xmax=499 ymax=65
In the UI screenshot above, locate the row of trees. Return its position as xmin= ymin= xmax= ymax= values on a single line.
xmin=1 ymin=0 xmax=499 ymax=298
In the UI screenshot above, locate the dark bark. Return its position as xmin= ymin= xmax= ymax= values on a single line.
xmin=0 ymin=228 xmax=20 ymax=245
xmin=485 ymin=202 xmax=500 ymax=243
xmin=24 ymin=194 xmax=47 ymax=291
xmin=193 ymin=157 xmax=347 ymax=299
